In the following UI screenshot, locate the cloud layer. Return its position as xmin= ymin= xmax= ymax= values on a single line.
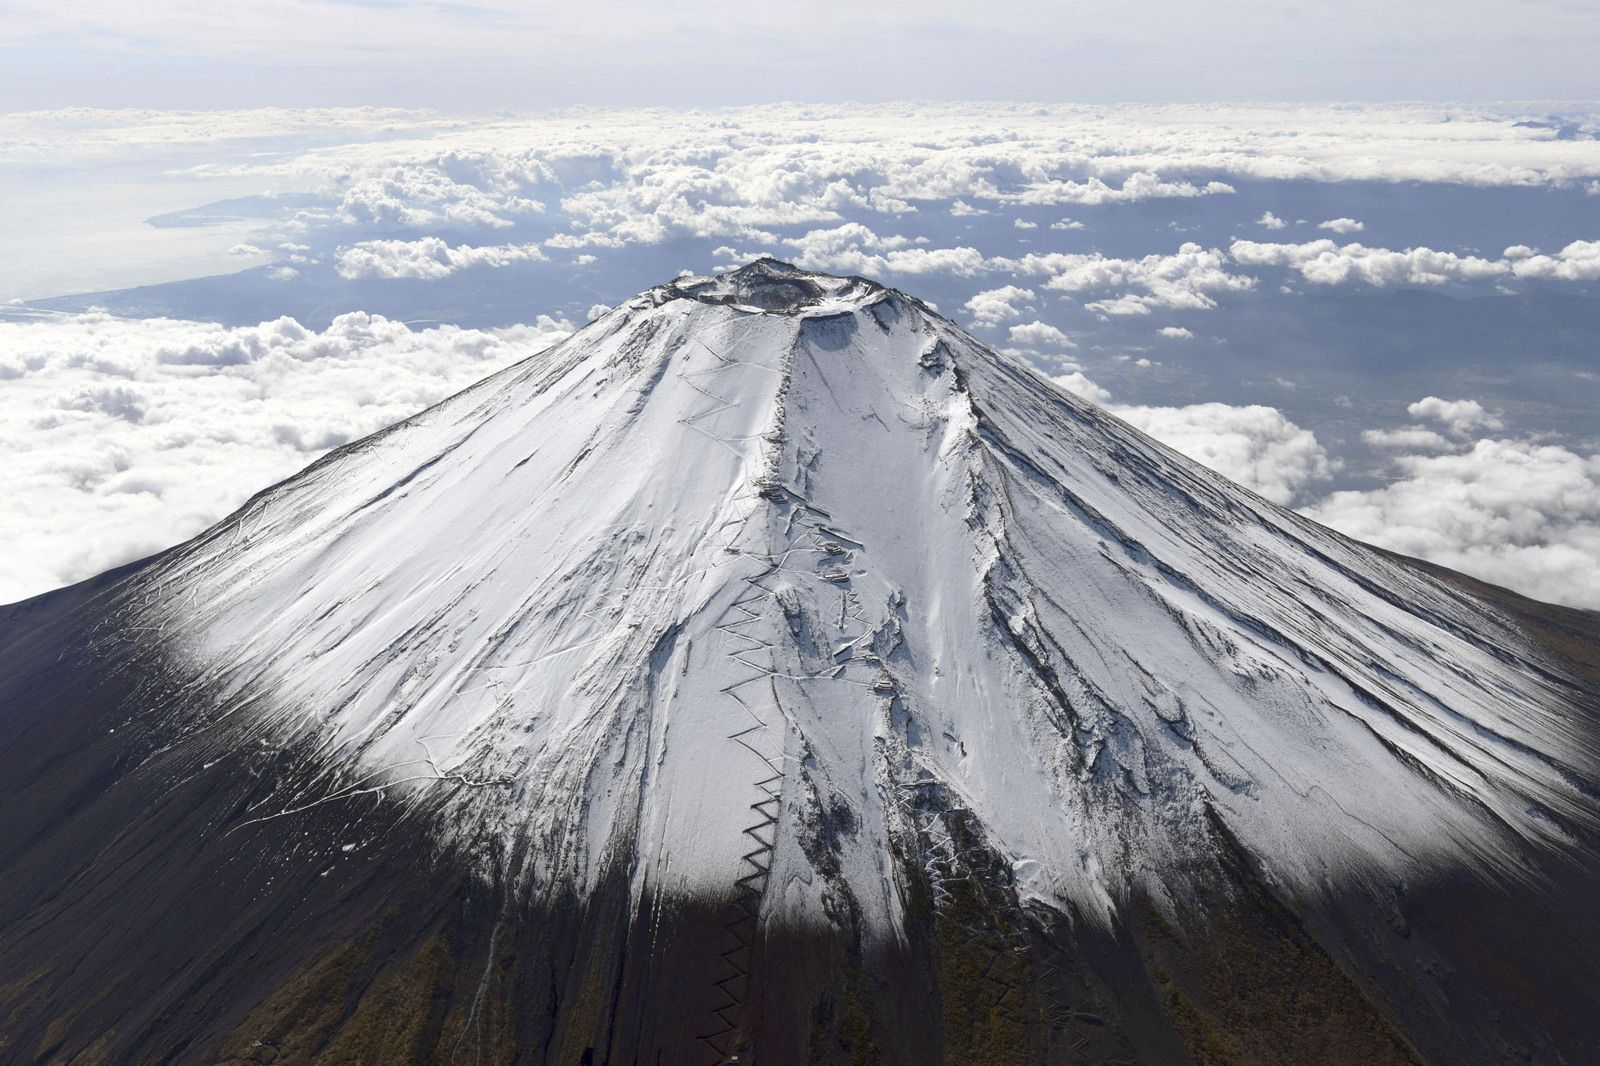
xmin=1306 ymin=439 xmax=1600 ymax=609
xmin=1051 ymin=371 xmax=1600 ymax=608
xmin=2 ymin=104 xmax=1598 ymax=609
xmin=1050 ymin=373 xmax=1337 ymax=506
xmin=0 ymin=309 xmax=571 ymax=603
xmin=66 ymin=103 xmax=1600 ymax=252
xmin=335 ymin=237 xmax=548 ymax=280
xmin=1231 ymin=237 xmax=1600 ymax=288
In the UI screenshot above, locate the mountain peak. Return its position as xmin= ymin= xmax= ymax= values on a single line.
xmin=89 ymin=264 xmax=1595 ymax=915
xmin=4 ymin=265 xmax=1599 ymax=1062
xmin=660 ymin=257 xmax=892 ymax=314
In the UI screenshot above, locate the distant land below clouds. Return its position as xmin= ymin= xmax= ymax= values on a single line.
xmin=1 ymin=102 xmax=1598 ymax=607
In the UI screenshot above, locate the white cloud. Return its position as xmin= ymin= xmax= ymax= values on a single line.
xmin=546 ymin=231 xmax=627 ymax=251
xmin=1361 ymin=427 xmax=1455 ymax=451
xmin=336 ymin=158 xmax=548 ymax=230
xmin=1013 ymin=218 xmax=1037 ymax=230
xmin=1050 ymin=218 xmax=1085 ymax=230
xmin=1078 ymin=294 xmax=1152 ymax=316
xmin=1317 ymin=217 xmax=1365 ymax=234
xmin=776 ymin=224 xmax=990 ymax=278
xmin=334 ymin=237 xmax=548 ymax=280
xmin=0 ymin=310 xmax=572 ymax=603
xmin=1050 ymin=371 xmax=1111 ymax=405
xmin=784 ymin=223 xmax=912 ymax=274
xmin=1229 ymin=238 xmax=1509 ymax=286
xmin=1233 ymin=236 xmax=1600 ymax=289
xmin=879 ymin=246 xmax=989 ymax=276
xmin=999 ymin=172 xmax=1234 ymax=206
xmin=1112 ymin=401 xmax=1337 ymax=505
xmin=1007 ymin=321 xmax=1074 ymax=348
xmin=16 ymin=105 xmax=1600 ymax=213
xmin=1509 ymin=239 xmax=1600 ymax=281
xmin=1013 ymin=243 xmax=1254 ymax=314
xmin=1049 ymin=370 xmax=1335 ymax=505
xmin=1407 ymin=396 xmax=1504 ymax=435
xmin=1304 ymin=439 xmax=1600 ymax=609
xmin=963 ymin=285 xmax=1035 ymax=327
xmin=780 ymin=227 xmax=1273 ymax=311
xmin=1257 ymin=211 xmax=1288 ymax=230
xmin=1157 ymin=325 xmax=1194 ymax=339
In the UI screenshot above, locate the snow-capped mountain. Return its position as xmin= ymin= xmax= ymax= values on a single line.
xmin=3 ymin=260 xmax=1599 ymax=1065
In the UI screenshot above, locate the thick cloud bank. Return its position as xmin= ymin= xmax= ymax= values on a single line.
xmin=1049 ymin=374 xmax=1337 ymax=507
xmin=0 ymin=310 xmax=571 ymax=603
xmin=1052 ymin=371 xmax=1600 ymax=609
xmin=1306 ymin=439 xmax=1600 ymax=609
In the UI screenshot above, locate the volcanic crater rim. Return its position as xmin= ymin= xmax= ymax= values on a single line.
xmin=664 ymin=257 xmax=891 ymax=314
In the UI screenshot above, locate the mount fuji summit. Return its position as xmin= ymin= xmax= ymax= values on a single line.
xmin=3 ymin=260 xmax=1599 ymax=1065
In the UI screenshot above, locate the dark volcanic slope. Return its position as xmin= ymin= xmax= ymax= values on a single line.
xmin=3 ymin=262 xmax=1600 ymax=1065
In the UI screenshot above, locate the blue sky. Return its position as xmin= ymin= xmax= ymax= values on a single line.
xmin=3 ymin=1 xmax=1600 ymax=108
